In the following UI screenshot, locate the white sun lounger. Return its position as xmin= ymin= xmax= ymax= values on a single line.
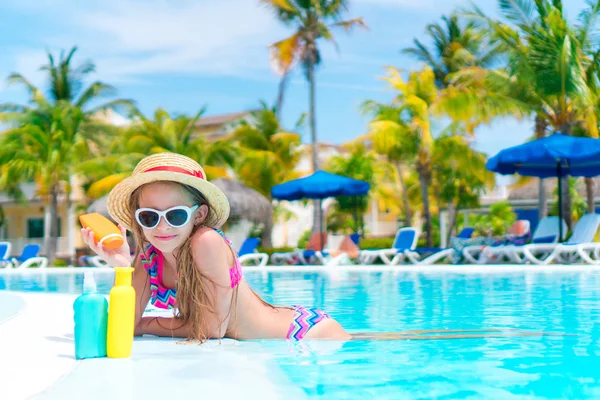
xmin=522 ymin=213 xmax=600 ymax=265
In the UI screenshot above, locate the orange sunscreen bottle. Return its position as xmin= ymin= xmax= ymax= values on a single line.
xmin=79 ymin=213 xmax=124 ymax=249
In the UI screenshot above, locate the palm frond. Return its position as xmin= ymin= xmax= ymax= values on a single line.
xmin=330 ymin=17 xmax=367 ymax=32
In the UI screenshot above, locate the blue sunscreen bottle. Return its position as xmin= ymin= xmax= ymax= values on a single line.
xmin=74 ymin=271 xmax=108 ymax=359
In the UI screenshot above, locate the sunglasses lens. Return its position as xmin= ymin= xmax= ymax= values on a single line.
xmin=166 ymin=209 xmax=189 ymax=227
xmin=138 ymin=210 xmax=159 ymax=228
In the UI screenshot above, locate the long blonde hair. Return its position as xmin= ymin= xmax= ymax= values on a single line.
xmin=129 ymin=181 xmax=236 ymax=343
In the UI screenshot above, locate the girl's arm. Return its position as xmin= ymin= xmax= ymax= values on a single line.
xmin=138 ymin=316 xmax=190 ymax=338
xmin=132 ymin=256 xmax=152 ymax=336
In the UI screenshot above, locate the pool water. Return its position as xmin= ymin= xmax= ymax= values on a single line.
xmin=2 ymin=269 xmax=600 ymax=399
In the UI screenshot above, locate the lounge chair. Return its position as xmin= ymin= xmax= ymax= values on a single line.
xmin=321 ymin=234 xmax=362 ymax=266
xmin=86 ymin=255 xmax=111 ymax=268
xmin=499 ymin=216 xmax=566 ymax=264
xmin=462 ymin=220 xmax=530 ymax=264
xmin=9 ymin=244 xmax=48 ymax=269
xmin=270 ymin=233 xmax=328 ymax=265
xmin=522 ymin=213 xmax=600 ymax=265
xmin=403 ymin=227 xmax=475 ymax=265
xmin=238 ymin=237 xmax=269 ymax=267
xmin=358 ymin=227 xmax=418 ymax=265
xmin=0 ymin=242 xmax=12 ymax=268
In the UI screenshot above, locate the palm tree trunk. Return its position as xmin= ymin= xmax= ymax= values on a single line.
xmin=418 ymin=164 xmax=432 ymax=247
xmin=44 ymin=184 xmax=59 ymax=266
xmin=446 ymin=201 xmax=459 ymax=244
xmin=393 ymin=161 xmax=412 ymax=225
xmin=262 ymin=206 xmax=273 ymax=248
xmin=585 ymin=178 xmax=596 ymax=213
xmin=275 ymin=71 xmax=289 ymax=118
xmin=307 ymin=58 xmax=321 ymax=235
xmin=538 ymin=179 xmax=548 ymax=219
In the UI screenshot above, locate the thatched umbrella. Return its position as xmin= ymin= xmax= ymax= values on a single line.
xmin=87 ymin=195 xmax=113 ymax=220
xmin=211 ymin=178 xmax=273 ymax=247
xmin=87 ymin=178 xmax=273 ymax=247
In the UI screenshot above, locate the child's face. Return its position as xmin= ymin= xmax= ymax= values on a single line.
xmin=137 ymin=182 xmax=201 ymax=254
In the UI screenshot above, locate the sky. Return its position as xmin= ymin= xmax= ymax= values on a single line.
xmin=0 ymin=0 xmax=592 ymax=160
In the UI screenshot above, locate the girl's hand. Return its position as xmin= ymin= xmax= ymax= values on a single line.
xmin=80 ymin=224 xmax=133 ymax=267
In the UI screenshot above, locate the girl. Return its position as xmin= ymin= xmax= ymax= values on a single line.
xmin=82 ymin=152 xmax=351 ymax=342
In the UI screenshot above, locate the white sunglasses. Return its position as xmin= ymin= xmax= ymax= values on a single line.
xmin=135 ymin=205 xmax=199 ymax=229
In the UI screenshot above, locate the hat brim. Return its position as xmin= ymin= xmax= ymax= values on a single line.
xmin=106 ymin=171 xmax=230 ymax=230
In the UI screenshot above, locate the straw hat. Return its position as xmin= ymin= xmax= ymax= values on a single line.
xmin=107 ymin=153 xmax=230 ymax=230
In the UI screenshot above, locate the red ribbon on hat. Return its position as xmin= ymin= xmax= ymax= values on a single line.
xmin=144 ymin=165 xmax=205 ymax=180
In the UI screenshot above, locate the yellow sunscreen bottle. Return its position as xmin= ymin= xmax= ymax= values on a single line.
xmin=107 ymin=267 xmax=136 ymax=358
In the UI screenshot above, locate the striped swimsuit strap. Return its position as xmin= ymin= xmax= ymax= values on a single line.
xmin=286 ymin=305 xmax=330 ymax=341
xmin=140 ymin=245 xmax=177 ymax=310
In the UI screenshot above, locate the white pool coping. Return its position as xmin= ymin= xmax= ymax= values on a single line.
xmin=0 ymin=264 xmax=600 ymax=275
xmin=2 ymin=263 xmax=600 ymax=276
xmin=0 ymin=291 xmax=306 ymax=400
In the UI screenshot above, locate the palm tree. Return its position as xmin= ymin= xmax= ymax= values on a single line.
xmin=0 ymin=47 xmax=133 ymax=265
xmin=261 ymin=0 xmax=366 ymax=234
xmin=374 ymin=65 xmax=519 ymax=245
xmin=360 ymin=101 xmax=416 ymax=226
xmin=431 ymin=131 xmax=495 ymax=241
xmin=229 ymin=102 xmax=302 ymax=197
xmin=402 ymin=13 xmax=502 ymax=89
xmin=82 ymin=108 xmax=239 ymax=198
xmin=324 ymin=143 xmax=377 ymax=234
xmin=462 ymin=0 xmax=600 ymax=228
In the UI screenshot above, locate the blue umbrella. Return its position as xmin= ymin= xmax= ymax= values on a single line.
xmin=271 ymin=170 xmax=371 ymax=245
xmin=486 ymin=133 xmax=600 ymax=240
xmin=271 ymin=170 xmax=370 ymax=200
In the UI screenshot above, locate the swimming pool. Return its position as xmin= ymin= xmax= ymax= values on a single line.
xmin=2 ymin=267 xmax=600 ymax=399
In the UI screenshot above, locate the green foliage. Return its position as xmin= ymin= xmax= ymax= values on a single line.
xmin=324 ymin=143 xmax=375 ymax=234
xmin=297 ymin=229 xmax=312 ymax=248
xmin=359 ymin=237 xmax=395 ymax=250
xmin=52 ymin=259 xmax=69 ymax=267
xmin=229 ymin=102 xmax=302 ymax=198
xmin=549 ymin=178 xmax=587 ymax=222
xmin=248 ymin=223 xmax=265 ymax=239
xmin=258 ymin=246 xmax=295 ymax=258
xmin=473 ymin=201 xmax=517 ymax=236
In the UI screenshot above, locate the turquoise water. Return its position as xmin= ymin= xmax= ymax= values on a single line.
xmin=2 ymin=269 xmax=600 ymax=398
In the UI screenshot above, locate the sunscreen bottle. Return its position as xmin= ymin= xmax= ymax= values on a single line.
xmin=79 ymin=213 xmax=124 ymax=249
xmin=73 ymin=271 xmax=108 ymax=359
xmin=107 ymin=267 xmax=136 ymax=358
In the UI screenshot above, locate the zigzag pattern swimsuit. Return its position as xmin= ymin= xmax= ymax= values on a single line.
xmin=286 ymin=306 xmax=330 ymax=341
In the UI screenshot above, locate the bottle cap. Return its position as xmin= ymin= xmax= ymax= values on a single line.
xmin=99 ymin=234 xmax=124 ymax=249
xmin=114 ymin=267 xmax=134 ymax=287
xmin=83 ymin=271 xmax=97 ymax=293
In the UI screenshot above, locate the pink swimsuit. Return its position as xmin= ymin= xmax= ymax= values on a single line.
xmin=140 ymin=228 xmax=243 ymax=310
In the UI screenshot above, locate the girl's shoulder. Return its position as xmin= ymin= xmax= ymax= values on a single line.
xmin=191 ymin=226 xmax=231 ymax=246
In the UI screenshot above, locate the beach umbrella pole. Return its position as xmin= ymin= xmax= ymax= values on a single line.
xmin=319 ymin=199 xmax=324 ymax=249
xmin=557 ymin=161 xmax=564 ymax=242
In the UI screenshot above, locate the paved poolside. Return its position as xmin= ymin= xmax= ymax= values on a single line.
xmin=0 ymin=291 xmax=24 ymax=323
xmin=0 ymin=292 xmax=305 ymax=400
